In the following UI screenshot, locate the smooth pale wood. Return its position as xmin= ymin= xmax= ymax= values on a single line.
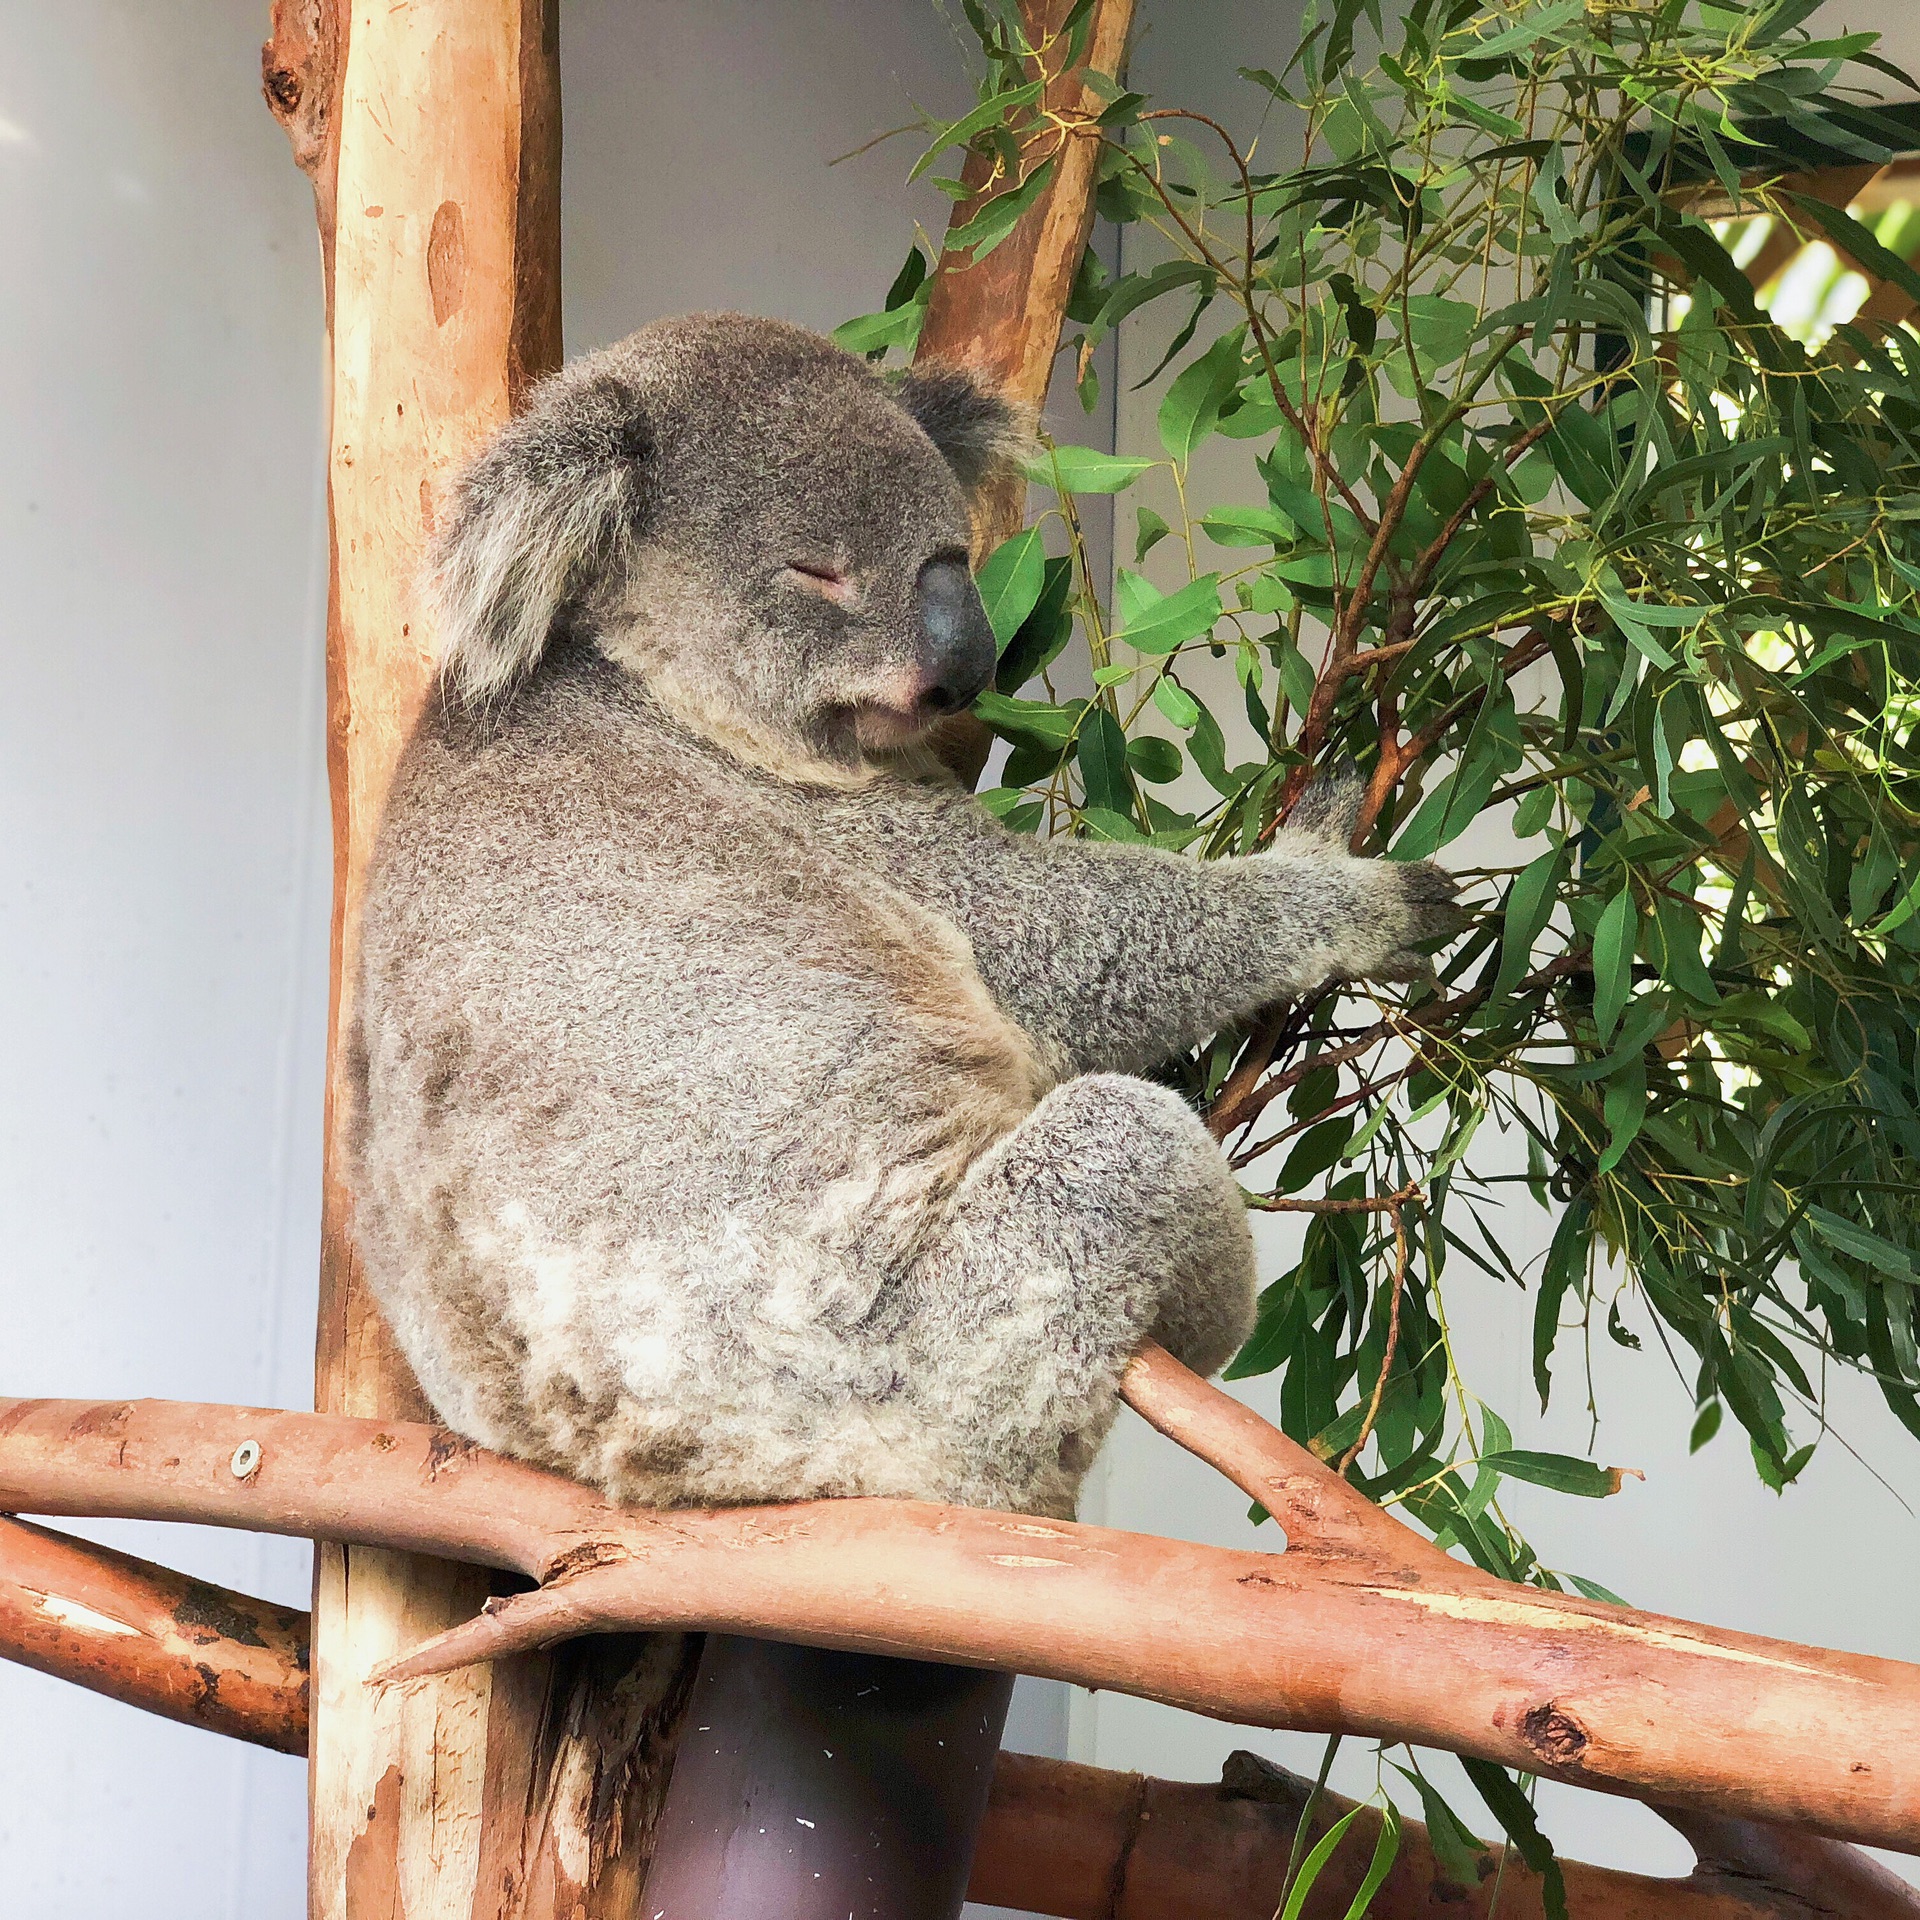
xmin=263 ymin=5 xmax=661 ymax=1916
xmin=314 ymin=4 xmax=527 ymax=1909
xmin=5 ymin=1383 xmax=1918 ymax=1855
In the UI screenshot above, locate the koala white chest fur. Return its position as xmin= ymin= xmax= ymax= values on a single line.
xmin=350 ymin=313 xmax=1458 ymax=1520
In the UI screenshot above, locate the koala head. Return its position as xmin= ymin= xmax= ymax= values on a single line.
xmin=429 ymin=312 xmax=1018 ymax=771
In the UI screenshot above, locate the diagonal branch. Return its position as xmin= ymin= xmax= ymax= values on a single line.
xmin=0 ymin=1513 xmax=308 ymax=1754
xmin=3 ymin=1360 xmax=1918 ymax=1852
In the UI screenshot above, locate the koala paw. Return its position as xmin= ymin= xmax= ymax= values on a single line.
xmin=1265 ymin=763 xmax=1467 ymax=984
xmin=1366 ymin=857 xmax=1467 ymax=980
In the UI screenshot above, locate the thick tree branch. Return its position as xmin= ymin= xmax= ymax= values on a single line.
xmin=3 ymin=1357 xmax=1917 ymax=1852
xmin=0 ymin=1513 xmax=308 ymax=1754
xmin=11 ymin=1515 xmax=1910 ymax=1918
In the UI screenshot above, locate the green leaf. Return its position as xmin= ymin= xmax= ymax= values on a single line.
xmin=830 ymin=305 xmax=924 ymax=356
xmin=974 ymin=690 xmax=1080 ymax=746
xmin=1491 ymin=846 xmax=1564 ymax=1002
xmin=1152 ymin=676 xmax=1201 ymax=729
xmin=1341 ymin=1806 xmax=1401 ymax=1919
xmin=1159 ymin=326 xmax=1247 ymax=463
xmin=1460 ymin=1761 xmax=1568 ymax=1920
xmin=945 ymin=155 xmax=1056 ymax=258
xmin=1077 ymin=706 xmax=1132 ymax=816
xmin=1806 ymin=1207 xmax=1917 ymax=1284
xmin=1590 ymin=887 xmax=1638 ymax=1044
xmin=1479 ymin=1449 xmax=1633 ymax=1498
xmin=1596 ymin=1070 xmax=1647 ymax=1176
xmin=909 ymin=79 xmax=1046 ymax=181
xmin=1199 ymin=504 xmax=1296 ymax=546
xmin=1278 ymin=1806 xmax=1365 ymax=1920
xmin=1389 ymin=1767 xmax=1485 ymax=1889
xmin=1112 ymin=573 xmax=1224 ymax=655
xmin=1534 ymin=1198 xmax=1590 ymax=1407
xmin=1077 ymin=805 xmax=1145 ymax=842
xmin=1135 ymin=507 xmax=1172 ymax=561
xmin=1785 ymin=193 xmax=1920 ymax=313
xmin=1033 ymin=444 xmax=1158 ymax=493
xmin=1126 ymin=733 xmax=1184 ymax=784
xmin=1280 ymin=1117 xmax=1355 ymax=1192
xmin=975 ymin=526 xmax=1047 ymax=650
xmin=1470 ymin=0 xmax=1583 ymax=58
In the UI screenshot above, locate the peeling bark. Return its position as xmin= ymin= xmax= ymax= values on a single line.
xmin=0 ymin=1513 xmax=308 ymax=1753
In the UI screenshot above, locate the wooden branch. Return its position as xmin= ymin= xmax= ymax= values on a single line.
xmin=914 ymin=0 xmax=1135 ymax=785
xmin=4 ymin=1356 xmax=1917 ymax=1853
xmin=0 ymin=1514 xmax=307 ymax=1754
xmin=916 ymin=0 xmax=1134 ymax=423
xmin=264 ymin=8 xmax=680 ymax=1919
xmin=976 ymin=1748 xmax=1920 ymax=1920
xmin=5 ymin=1512 xmax=1913 ymax=1917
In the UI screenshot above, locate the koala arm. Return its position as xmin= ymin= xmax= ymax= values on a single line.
xmin=824 ymin=774 xmax=1459 ymax=1077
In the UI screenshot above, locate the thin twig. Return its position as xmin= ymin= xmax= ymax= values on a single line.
xmin=1338 ymin=1196 xmax=1415 ymax=1476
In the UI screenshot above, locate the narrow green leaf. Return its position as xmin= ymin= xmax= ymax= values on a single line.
xmin=1479 ymin=1449 xmax=1634 ymax=1498
xmin=1278 ymin=1806 xmax=1365 ymax=1920
xmin=909 ymin=79 xmax=1046 ymax=181
xmin=1492 ymin=846 xmax=1564 ymax=1002
xmin=1806 ymin=1208 xmax=1917 ymax=1284
xmin=1460 ymin=1761 xmax=1568 ymax=1920
xmin=1590 ymin=887 xmax=1638 ymax=1043
xmin=1389 ymin=1767 xmax=1486 ymax=1890
xmin=1341 ymin=1806 xmax=1401 ymax=1919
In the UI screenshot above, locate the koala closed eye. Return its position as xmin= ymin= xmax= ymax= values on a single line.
xmin=783 ymin=559 xmax=859 ymax=607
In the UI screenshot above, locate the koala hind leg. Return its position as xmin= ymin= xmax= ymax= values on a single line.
xmin=903 ymin=1073 xmax=1257 ymax=1517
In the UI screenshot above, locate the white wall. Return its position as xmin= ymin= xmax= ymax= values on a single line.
xmin=2 ymin=0 xmax=1916 ymax=1913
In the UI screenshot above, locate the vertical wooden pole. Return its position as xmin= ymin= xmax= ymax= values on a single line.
xmin=263 ymin=8 xmax=696 ymax=1918
xmin=915 ymin=0 xmax=1136 ymax=785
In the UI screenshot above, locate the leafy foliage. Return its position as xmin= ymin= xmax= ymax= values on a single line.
xmin=845 ymin=0 xmax=1920 ymax=1885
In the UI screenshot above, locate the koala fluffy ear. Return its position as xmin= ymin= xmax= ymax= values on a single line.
xmin=431 ymin=373 xmax=651 ymax=708
xmin=891 ymin=362 xmax=1027 ymax=499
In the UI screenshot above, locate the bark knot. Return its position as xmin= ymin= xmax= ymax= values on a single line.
xmin=1521 ymin=1701 xmax=1589 ymax=1766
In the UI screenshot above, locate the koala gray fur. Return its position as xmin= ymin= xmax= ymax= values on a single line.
xmin=349 ymin=312 xmax=1459 ymax=1521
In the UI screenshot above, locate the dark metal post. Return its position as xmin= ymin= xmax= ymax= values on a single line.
xmin=641 ymin=1635 xmax=1015 ymax=1920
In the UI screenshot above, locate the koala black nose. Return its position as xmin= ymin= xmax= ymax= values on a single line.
xmin=915 ymin=557 xmax=998 ymax=714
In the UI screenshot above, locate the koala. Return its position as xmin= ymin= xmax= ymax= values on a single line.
xmin=348 ymin=312 xmax=1459 ymax=1521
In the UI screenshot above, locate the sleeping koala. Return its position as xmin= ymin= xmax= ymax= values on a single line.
xmin=349 ymin=312 xmax=1459 ymax=1520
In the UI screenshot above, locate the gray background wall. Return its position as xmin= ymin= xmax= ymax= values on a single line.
xmin=0 ymin=3 xmax=1914 ymax=1914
